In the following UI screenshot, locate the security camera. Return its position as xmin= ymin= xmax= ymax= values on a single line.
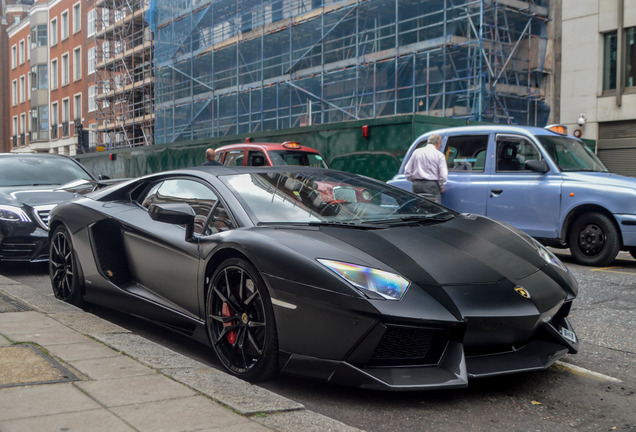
xmin=577 ymin=113 xmax=586 ymax=127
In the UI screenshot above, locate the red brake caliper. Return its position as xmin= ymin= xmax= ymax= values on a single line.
xmin=222 ymin=302 xmax=237 ymax=344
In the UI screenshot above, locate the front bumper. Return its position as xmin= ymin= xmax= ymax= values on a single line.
xmin=0 ymin=222 xmax=49 ymax=263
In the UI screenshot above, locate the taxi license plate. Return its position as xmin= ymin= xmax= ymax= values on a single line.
xmin=559 ymin=326 xmax=577 ymax=344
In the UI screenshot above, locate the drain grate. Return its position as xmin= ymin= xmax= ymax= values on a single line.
xmin=0 ymin=345 xmax=79 ymax=388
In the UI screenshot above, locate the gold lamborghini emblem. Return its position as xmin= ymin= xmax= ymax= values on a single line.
xmin=241 ymin=313 xmax=249 ymax=324
xmin=514 ymin=287 xmax=530 ymax=299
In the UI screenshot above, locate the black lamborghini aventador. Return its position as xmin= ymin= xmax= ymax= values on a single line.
xmin=48 ymin=165 xmax=578 ymax=390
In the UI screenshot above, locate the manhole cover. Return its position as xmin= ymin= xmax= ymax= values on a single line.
xmin=0 ymin=292 xmax=30 ymax=313
xmin=0 ymin=345 xmax=79 ymax=388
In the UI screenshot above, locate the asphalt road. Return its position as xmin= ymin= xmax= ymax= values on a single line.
xmin=1 ymin=253 xmax=634 ymax=432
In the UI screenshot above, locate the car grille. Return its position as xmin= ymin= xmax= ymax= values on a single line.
xmin=33 ymin=205 xmax=56 ymax=230
xmin=0 ymin=240 xmax=43 ymax=261
xmin=367 ymin=325 xmax=449 ymax=367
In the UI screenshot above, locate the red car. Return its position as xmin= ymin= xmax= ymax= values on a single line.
xmin=214 ymin=141 xmax=329 ymax=168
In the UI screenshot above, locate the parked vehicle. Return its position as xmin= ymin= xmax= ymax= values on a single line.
xmin=388 ymin=125 xmax=636 ymax=266
xmin=49 ymin=165 xmax=577 ymax=390
xmin=0 ymin=153 xmax=111 ymax=265
xmin=214 ymin=141 xmax=329 ymax=168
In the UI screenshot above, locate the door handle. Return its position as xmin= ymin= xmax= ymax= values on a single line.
xmin=490 ymin=189 xmax=503 ymax=197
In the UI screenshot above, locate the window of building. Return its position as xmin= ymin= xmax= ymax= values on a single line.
xmin=37 ymin=64 xmax=48 ymax=89
xmin=51 ymin=101 xmax=58 ymax=126
xmin=62 ymin=53 xmax=69 ymax=85
xmin=27 ymin=73 xmax=31 ymax=100
xmin=19 ymin=40 xmax=25 ymax=65
xmin=626 ymin=27 xmax=636 ymax=88
xmin=74 ymin=94 xmax=82 ymax=121
xmin=73 ymin=3 xmax=81 ymax=34
xmin=102 ymin=8 xmax=110 ymax=28
xmin=604 ymin=31 xmax=617 ymax=91
xmin=27 ymin=35 xmax=30 ymax=60
xmin=51 ymin=58 xmax=58 ymax=89
xmin=32 ymin=106 xmax=49 ymax=140
xmin=61 ymin=10 xmax=69 ymax=40
xmin=88 ymin=46 xmax=96 ymax=74
xmin=102 ymin=40 xmax=110 ymax=59
xmin=73 ymin=47 xmax=81 ymax=81
xmin=50 ymin=18 xmax=58 ymax=46
xmin=31 ymin=24 xmax=47 ymax=48
xmin=88 ymin=85 xmax=97 ymax=112
xmin=88 ymin=9 xmax=96 ymax=36
xmin=603 ymin=27 xmax=636 ymax=91
xmin=20 ymin=113 xmax=26 ymax=145
xmin=12 ymin=117 xmax=18 ymax=147
xmin=19 ymin=76 xmax=25 ymax=103
xmin=11 ymin=45 xmax=17 ymax=69
xmin=12 ymin=80 xmax=17 ymax=106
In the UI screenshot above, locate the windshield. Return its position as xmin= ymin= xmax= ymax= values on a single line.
xmin=268 ymin=151 xmax=329 ymax=168
xmin=537 ymin=136 xmax=608 ymax=172
xmin=222 ymin=170 xmax=454 ymax=225
xmin=0 ymin=156 xmax=93 ymax=187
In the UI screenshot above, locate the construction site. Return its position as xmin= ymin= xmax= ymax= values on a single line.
xmin=148 ymin=0 xmax=553 ymax=146
xmin=93 ymin=0 xmax=154 ymax=149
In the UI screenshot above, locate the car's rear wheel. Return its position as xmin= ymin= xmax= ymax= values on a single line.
xmin=49 ymin=225 xmax=84 ymax=306
xmin=206 ymin=258 xmax=278 ymax=382
xmin=568 ymin=212 xmax=620 ymax=266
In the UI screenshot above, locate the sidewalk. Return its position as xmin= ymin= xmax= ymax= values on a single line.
xmin=0 ymin=274 xmax=363 ymax=432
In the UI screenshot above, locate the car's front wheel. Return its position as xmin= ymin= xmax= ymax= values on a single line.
xmin=568 ymin=212 xmax=620 ymax=266
xmin=206 ymin=258 xmax=278 ymax=382
xmin=49 ymin=225 xmax=84 ymax=306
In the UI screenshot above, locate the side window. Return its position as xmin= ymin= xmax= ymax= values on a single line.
xmin=139 ymin=178 xmax=219 ymax=235
xmin=496 ymin=136 xmax=541 ymax=172
xmin=248 ymin=151 xmax=267 ymax=166
xmin=203 ymin=202 xmax=234 ymax=235
xmin=224 ymin=150 xmax=245 ymax=166
xmin=445 ymin=135 xmax=489 ymax=172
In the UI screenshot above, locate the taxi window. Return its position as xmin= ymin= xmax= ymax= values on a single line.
xmin=496 ymin=136 xmax=541 ymax=172
xmin=445 ymin=135 xmax=489 ymax=172
xmin=224 ymin=150 xmax=245 ymax=166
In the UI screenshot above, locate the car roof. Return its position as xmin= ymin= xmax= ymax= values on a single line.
xmin=418 ymin=124 xmax=566 ymax=138
xmin=214 ymin=142 xmax=322 ymax=153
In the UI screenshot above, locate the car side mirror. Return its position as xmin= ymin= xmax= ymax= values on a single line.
xmin=525 ymin=159 xmax=549 ymax=173
xmin=98 ymin=174 xmax=111 ymax=180
xmin=148 ymin=203 xmax=196 ymax=242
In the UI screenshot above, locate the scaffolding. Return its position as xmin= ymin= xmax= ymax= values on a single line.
xmin=150 ymin=0 xmax=551 ymax=145
xmin=94 ymin=0 xmax=154 ymax=149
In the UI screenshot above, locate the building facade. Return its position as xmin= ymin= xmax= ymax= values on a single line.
xmin=561 ymin=0 xmax=636 ymax=176
xmin=5 ymin=0 xmax=97 ymax=156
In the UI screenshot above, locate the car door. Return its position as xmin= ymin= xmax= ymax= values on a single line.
xmin=441 ymin=134 xmax=491 ymax=215
xmin=486 ymin=134 xmax=562 ymax=238
xmin=121 ymin=178 xmax=218 ymax=316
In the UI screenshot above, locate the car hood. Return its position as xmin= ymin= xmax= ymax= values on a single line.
xmin=261 ymin=214 xmax=550 ymax=287
xmin=0 ymin=186 xmax=79 ymax=207
xmin=562 ymin=171 xmax=636 ymax=189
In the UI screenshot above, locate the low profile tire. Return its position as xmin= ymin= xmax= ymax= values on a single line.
xmin=206 ymin=258 xmax=278 ymax=382
xmin=49 ymin=225 xmax=84 ymax=306
xmin=568 ymin=212 xmax=620 ymax=266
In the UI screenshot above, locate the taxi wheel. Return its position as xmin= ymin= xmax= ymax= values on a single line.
xmin=568 ymin=212 xmax=620 ymax=267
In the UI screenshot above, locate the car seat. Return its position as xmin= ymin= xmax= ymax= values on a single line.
xmin=498 ymin=143 xmax=520 ymax=171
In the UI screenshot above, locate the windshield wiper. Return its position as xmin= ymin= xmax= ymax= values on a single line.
xmin=368 ymin=213 xmax=455 ymax=225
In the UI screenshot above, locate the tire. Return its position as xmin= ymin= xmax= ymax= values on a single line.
xmin=567 ymin=212 xmax=620 ymax=266
xmin=49 ymin=225 xmax=84 ymax=306
xmin=206 ymin=258 xmax=278 ymax=382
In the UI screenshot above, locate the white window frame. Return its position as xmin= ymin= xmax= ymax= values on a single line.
xmin=73 ymin=47 xmax=81 ymax=81
xmin=102 ymin=40 xmax=110 ymax=59
xmin=11 ymin=45 xmax=17 ymax=69
xmin=88 ymin=85 xmax=97 ymax=112
xmin=72 ymin=2 xmax=81 ymax=34
xmin=73 ymin=93 xmax=82 ymax=121
xmin=88 ymin=46 xmax=96 ymax=74
xmin=62 ymin=97 xmax=70 ymax=123
xmin=51 ymin=101 xmax=59 ymax=127
xmin=51 ymin=58 xmax=58 ymax=90
xmin=12 ymin=80 xmax=17 ymax=106
xmin=19 ymin=75 xmax=25 ymax=103
xmin=19 ymin=40 xmax=25 ymax=65
xmin=61 ymin=52 xmax=69 ymax=86
xmin=27 ymin=35 xmax=30 ymax=60
xmin=50 ymin=17 xmax=58 ymax=46
xmin=88 ymin=9 xmax=96 ymax=37
xmin=61 ymin=10 xmax=69 ymax=41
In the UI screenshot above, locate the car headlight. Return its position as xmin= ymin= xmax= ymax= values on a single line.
xmin=536 ymin=242 xmax=567 ymax=271
xmin=317 ymin=259 xmax=410 ymax=300
xmin=0 ymin=205 xmax=31 ymax=222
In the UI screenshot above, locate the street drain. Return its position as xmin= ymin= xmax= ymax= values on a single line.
xmin=0 ymin=345 xmax=79 ymax=388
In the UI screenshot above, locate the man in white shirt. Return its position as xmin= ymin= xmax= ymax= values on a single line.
xmin=404 ymin=134 xmax=448 ymax=203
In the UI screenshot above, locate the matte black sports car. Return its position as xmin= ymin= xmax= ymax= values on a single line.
xmin=48 ymin=166 xmax=578 ymax=390
xmin=0 ymin=153 xmax=108 ymax=265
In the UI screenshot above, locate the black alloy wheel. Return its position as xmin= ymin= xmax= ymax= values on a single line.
xmin=568 ymin=212 xmax=620 ymax=266
xmin=49 ymin=226 xmax=84 ymax=306
xmin=206 ymin=258 xmax=278 ymax=382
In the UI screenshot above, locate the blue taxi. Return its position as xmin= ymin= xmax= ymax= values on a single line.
xmin=388 ymin=125 xmax=636 ymax=266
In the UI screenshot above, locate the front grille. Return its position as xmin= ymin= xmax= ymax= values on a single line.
xmin=0 ymin=241 xmax=38 ymax=260
xmin=368 ymin=325 xmax=449 ymax=367
xmin=33 ymin=205 xmax=56 ymax=230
